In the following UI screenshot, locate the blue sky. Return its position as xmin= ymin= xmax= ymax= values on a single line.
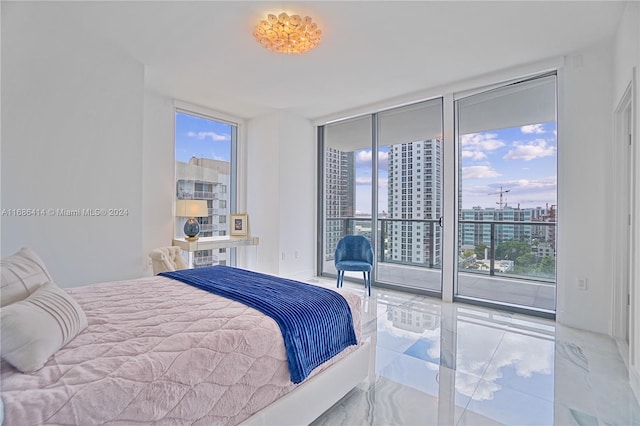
xmin=176 ymin=111 xmax=556 ymax=213
xmin=460 ymin=122 xmax=557 ymax=209
xmin=352 ymin=122 xmax=557 ymax=214
xmin=175 ymin=112 xmax=231 ymax=163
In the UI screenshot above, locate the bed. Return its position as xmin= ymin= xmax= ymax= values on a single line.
xmin=0 ymin=248 xmax=370 ymax=425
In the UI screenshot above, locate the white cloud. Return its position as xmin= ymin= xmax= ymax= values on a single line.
xmin=187 ymin=131 xmax=230 ymax=141
xmin=462 ymin=166 xmax=501 ymax=179
xmin=461 ymin=133 xmax=506 ymax=151
xmin=462 ymin=177 xmax=557 ymax=208
xmin=356 ymin=176 xmax=371 ymax=185
xmin=504 ymin=139 xmax=556 ymax=161
xmin=356 ymin=150 xmax=389 ymax=169
xmin=460 ymin=133 xmax=504 ymax=164
xmin=356 ymin=150 xmax=372 ymax=163
xmin=461 ymin=150 xmax=488 ymax=161
xmin=521 ymin=124 xmax=546 ymax=134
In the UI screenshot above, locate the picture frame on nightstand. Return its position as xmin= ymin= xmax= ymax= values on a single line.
xmin=230 ymin=213 xmax=248 ymax=237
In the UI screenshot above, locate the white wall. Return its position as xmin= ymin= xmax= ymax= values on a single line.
xmin=141 ymin=90 xmax=176 ymax=273
xmin=246 ymin=112 xmax=280 ymax=275
xmin=277 ymin=111 xmax=316 ymax=280
xmin=1 ymin=2 xmax=145 ymax=287
xmin=246 ymin=111 xmax=315 ymax=279
xmin=556 ymin=42 xmax=614 ymax=335
xmin=611 ymin=0 xmax=640 ymax=401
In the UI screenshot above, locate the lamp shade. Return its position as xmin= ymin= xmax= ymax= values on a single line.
xmin=175 ymin=200 xmax=208 ymax=218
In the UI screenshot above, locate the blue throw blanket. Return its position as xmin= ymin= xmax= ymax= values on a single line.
xmin=159 ymin=265 xmax=357 ymax=384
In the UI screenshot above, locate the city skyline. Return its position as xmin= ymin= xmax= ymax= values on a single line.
xmin=461 ymin=122 xmax=557 ymax=210
xmin=352 ymin=122 xmax=557 ymax=214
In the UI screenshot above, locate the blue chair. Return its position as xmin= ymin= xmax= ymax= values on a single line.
xmin=334 ymin=235 xmax=374 ymax=296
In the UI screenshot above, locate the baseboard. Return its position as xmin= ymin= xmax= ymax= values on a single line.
xmin=632 ymin=364 xmax=640 ymax=405
xmin=282 ymin=269 xmax=316 ymax=282
xmin=616 ymin=338 xmax=630 ymax=371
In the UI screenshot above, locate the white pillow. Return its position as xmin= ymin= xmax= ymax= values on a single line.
xmin=1 ymin=281 xmax=88 ymax=373
xmin=1 ymin=247 xmax=53 ymax=307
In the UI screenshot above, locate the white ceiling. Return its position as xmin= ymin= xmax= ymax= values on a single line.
xmin=18 ymin=1 xmax=627 ymax=120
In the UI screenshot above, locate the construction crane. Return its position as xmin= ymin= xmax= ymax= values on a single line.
xmin=488 ymin=186 xmax=510 ymax=209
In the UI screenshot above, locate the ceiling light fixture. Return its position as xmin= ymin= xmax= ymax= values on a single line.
xmin=253 ymin=12 xmax=322 ymax=54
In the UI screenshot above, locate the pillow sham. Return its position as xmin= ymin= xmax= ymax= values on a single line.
xmin=1 ymin=247 xmax=53 ymax=307
xmin=1 ymin=281 xmax=88 ymax=373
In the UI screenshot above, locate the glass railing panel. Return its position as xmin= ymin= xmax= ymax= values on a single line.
xmin=457 ymin=220 xmax=556 ymax=311
xmin=457 ymin=220 xmax=556 ymax=283
xmin=377 ymin=218 xmax=442 ymax=292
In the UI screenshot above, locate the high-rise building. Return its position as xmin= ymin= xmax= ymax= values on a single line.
xmin=176 ymin=157 xmax=230 ymax=267
xmin=324 ymin=148 xmax=355 ymax=260
xmin=387 ymin=140 xmax=442 ymax=266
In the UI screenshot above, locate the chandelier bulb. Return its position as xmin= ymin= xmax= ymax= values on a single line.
xmin=254 ymin=12 xmax=322 ymax=54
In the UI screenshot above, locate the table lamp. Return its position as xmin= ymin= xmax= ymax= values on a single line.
xmin=176 ymin=200 xmax=208 ymax=241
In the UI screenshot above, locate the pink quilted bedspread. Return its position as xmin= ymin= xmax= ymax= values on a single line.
xmin=0 ymin=275 xmax=362 ymax=425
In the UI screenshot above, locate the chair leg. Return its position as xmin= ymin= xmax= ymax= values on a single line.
xmin=363 ymin=271 xmax=371 ymax=296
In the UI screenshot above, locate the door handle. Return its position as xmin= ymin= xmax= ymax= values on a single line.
xmin=438 ymin=216 xmax=444 ymax=227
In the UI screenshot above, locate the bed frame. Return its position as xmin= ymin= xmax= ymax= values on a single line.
xmin=241 ymin=341 xmax=371 ymax=425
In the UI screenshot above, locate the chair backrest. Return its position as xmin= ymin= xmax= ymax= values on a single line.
xmin=334 ymin=235 xmax=374 ymax=265
xmin=149 ymin=247 xmax=188 ymax=275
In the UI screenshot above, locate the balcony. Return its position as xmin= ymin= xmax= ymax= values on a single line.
xmin=193 ymin=255 xmax=217 ymax=267
xmin=193 ymin=191 xmax=217 ymax=200
xmin=199 ymin=224 xmax=214 ymax=232
xmin=323 ymin=217 xmax=556 ymax=312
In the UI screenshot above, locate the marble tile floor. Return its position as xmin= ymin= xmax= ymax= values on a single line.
xmin=309 ymin=279 xmax=640 ymax=426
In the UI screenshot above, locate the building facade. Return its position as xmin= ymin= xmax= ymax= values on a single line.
xmin=460 ymin=205 xmax=556 ymax=257
xmin=324 ymin=147 xmax=355 ymax=260
xmin=176 ymin=157 xmax=230 ymax=267
xmin=387 ymin=140 xmax=442 ymax=267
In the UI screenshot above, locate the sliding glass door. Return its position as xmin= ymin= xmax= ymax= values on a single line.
xmin=319 ymin=100 xmax=444 ymax=294
xmin=318 ymin=73 xmax=558 ymax=315
xmin=321 ymin=116 xmax=372 ymax=281
xmin=377 ymin=99 xmax=444 ymax=293
xmin=455 ymin=74 xmax=557 ymax=312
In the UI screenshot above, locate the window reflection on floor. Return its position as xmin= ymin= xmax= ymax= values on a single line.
xmin=311 ymin=279 xmax=639 ymax=426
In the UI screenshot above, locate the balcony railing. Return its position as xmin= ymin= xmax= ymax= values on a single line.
xmin=199 ymin=224 xmax=214 ymax=232
xmin=193 ymin=191 xmax=218 ymax=200
xmin=324 ymin=217 xmax=556 ymax=283
xmin=194 ymin=255 xmax=217 ymax=266
xmin=458 ymin=219 xmax=556 ymax=282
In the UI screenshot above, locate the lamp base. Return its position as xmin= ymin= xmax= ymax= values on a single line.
xmin=184 ymin=217 xmax=200 ymax=241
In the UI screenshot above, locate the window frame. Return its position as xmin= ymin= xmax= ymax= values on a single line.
xmin=173 ymin=101 xmax=242 ymax=265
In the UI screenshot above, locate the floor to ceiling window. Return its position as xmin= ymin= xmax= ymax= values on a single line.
xmin=377 ymin=99 xmax=444 ymax=293
xmin=455 ymin=73 xmax=557 ymax=313
xmin=318 ymin=72 xmax=558 ymax=316
xmin=319 ymin=100 xmax=444 ymax=294
xmin=175 ymin=109 xmax=237 ymax=266
xmin=320 ymin=115 xmax=372 ymax=280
